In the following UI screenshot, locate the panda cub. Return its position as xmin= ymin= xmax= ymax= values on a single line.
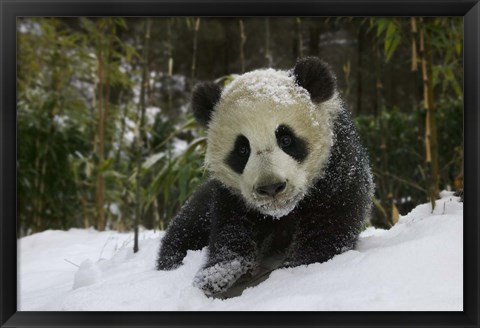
xmin=156 ymin=57 xmax=374 ymax=297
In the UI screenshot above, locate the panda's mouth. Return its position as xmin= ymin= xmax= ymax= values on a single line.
xmin=253 ymin=191 xmax=304 ymax=219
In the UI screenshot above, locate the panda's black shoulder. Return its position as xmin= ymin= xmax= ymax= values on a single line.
xmin=208 ymin=179 xmax=251 ymax=213
xmin=317 ymin=107 xmax=373 ymax=202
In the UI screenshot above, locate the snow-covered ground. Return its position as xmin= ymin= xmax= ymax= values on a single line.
xmin=18 ymin=192 xmax=463 ymax=311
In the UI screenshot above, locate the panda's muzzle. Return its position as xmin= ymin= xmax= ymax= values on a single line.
xmin=250 ymin=178 xmax=301 ymax=217
xmin=255 ymin=181 xmax=287 ymax=198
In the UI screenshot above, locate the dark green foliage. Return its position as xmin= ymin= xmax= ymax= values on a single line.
xmin=436 ymin=98 xmax=463 ymax=188
xmin=355 ymin=100 xmax=463 ymax=227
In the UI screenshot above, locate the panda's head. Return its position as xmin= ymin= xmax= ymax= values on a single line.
xmin=192 ymin=57 xmax=342 ymax=218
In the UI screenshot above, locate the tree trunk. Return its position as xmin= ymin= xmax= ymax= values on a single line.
xmin=95 ymin=41 xmax=106 ymax=231
xmin=356 ymin=24 xmax=365 ymax=116
xmin=32 ymin=136 xmax=43 ymax=231
xmin=134 ymin=18 xmax=152 ymax=253
xmin=427 ymin=31 xmax=440 ymax=203
xmin=293 ymin=18 xmax=304 ymax=60
xmin=167 ymin=18 xmax=174 ymax=114
xmin=191 ymin=18 xmax=201 ymax=79
xmin=375 ymin=47 xmax=393 ymax=228
xmin=239 ymin=19 xmax=246 ymax=73
xmin=308 ymin=24 xmax=320 ymax=56
xmin=264 ymin=18 xmax=273 ymax=67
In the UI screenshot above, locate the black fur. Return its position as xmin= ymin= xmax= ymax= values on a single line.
xmin=191 ymin=81 xmax=222 ymax=127
xmin=275 ymin=124 xmax=309 ymax=163
xmin=293 ymin=57 xmax=336 ymax=103
xmin=225 ymin=135 xmax=251 ymax=174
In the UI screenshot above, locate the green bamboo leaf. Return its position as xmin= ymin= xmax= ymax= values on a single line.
xmin=178 ymin=165 xmax=188 ymax=203
xmin=144 ymin=159 xmax=175 ymax=205
xmin=376 ymin=19 xmax=387 ymax=38
xmin=176 ymin=137 xmax=207 ymax=165
xmin=98 ymin=158 xmax=113 ymax=172
xmin=103 ymin=170 xmax=126 ymax=179
xmin=384 ymin=21 xmax=401 ymax=62
xmin=455 ymin=41 xmax=462 ymax=56
xmin=385 ymin=37 xmax=400 ymax=62
xmin=182 ymin=118 xmax=199 ymax=129
xmin=451 ymin=77 xmax=463 ymax=98
xmin=385 ymin=21 xmax=395 ymax=43
xmin=142 ymin=152 xmax=166 ymax=170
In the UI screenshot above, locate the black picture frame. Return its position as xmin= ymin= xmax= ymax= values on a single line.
xmin=1 ymin=0 xmax=478 ymax=327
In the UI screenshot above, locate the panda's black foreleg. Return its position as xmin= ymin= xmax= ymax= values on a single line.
xmin=156 ymin=179 xmax=215 ymax=270
xmin=282 ymin=215 xmax=362 ymax=267
xmin=193 ymin=220 xmax=260 ymax=297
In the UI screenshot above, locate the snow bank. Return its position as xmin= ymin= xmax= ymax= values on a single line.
xmin=18 ymin=192 xmax=463 ymax=311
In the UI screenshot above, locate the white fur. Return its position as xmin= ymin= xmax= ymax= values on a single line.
xmin=205 ymin=69 xmax=342 ymax=217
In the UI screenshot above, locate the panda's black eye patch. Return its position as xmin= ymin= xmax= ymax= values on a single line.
xmin=275 ymin=124 xmax=309 ymax=163
xmin=225 ymin=135 xmax=250 ymax=174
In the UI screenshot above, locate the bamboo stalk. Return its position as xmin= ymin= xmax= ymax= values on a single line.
xmin=134 ymin=18 xmax=152 ymax=253
xmin=411 ymin=39 xmax=418 ymax=72
xmin=411 ymin=17 xmax=418 ymax=71
xmin=191 ymin=18 xmax=201 ymax=79
xmin=356 ymin=24 xmax=364 ymax=115
xmin=426 ymin=26 xmax=440 ymax=203
xmin=419 ymin=26 xmax=431 ymax=164
xmin=265 ymin=18 xmax=272 ymax=67
xmin=32 ymin=137 xmax=41 ymax=230
xmin=411 ymin=17 xmax=417 ymax=32
xmin=167 ymin=19 xmax=173 ymax=114
xmin=417 ymin=18 xmax=439 ymax=208
xmin=239 ymin=19 xmax=246 ymax=73
xmin=103 ymin=26 xmax=115 ymax=229
xmin=80 ymin=194 xmax=90 ymax=229
xmin=36 ymin=153 xmax=48 ymax=230
xmin=296 ymin=18 xmax=304 ymax=59
xmin=95 ymin=27 xmax=106 ymax=231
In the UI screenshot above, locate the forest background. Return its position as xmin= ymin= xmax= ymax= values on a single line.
xmin=17 ymin=17 xmax=463 ymax=244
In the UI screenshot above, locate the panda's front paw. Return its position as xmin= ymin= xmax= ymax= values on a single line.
xmin=193 ymin=259 xmax=251 ymax=297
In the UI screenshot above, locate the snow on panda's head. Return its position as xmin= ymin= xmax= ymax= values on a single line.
xmin=192 ymin=57 xmax=342 ymax=218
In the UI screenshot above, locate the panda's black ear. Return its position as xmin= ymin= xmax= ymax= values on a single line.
xmin=191 ymin=81 xmax=223 ymax=127
xmin=293 ymin=57 xmax=336 ymax=103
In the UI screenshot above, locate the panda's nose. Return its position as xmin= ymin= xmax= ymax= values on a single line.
xmin=255 ymin=181 xmax=287 ymax=197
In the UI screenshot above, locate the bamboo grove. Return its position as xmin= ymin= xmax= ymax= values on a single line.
xmin=17 ymin=17 xmax=463 ymax=237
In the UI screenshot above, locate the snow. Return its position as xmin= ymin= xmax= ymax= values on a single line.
xmin=53 ymin=115 xmax=69 ymax=129
xmin=222 ymin=69 xmax=312 ymax=107
xmin=145 ymin=106 xmax=161 ymax=126
xmin=171 ymin=138 xmax=188 ymax=156
xmin=17 ymin=20 xmax=42 ymax=36
xmin=18 ymin=193 xmax=463 ymax=311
